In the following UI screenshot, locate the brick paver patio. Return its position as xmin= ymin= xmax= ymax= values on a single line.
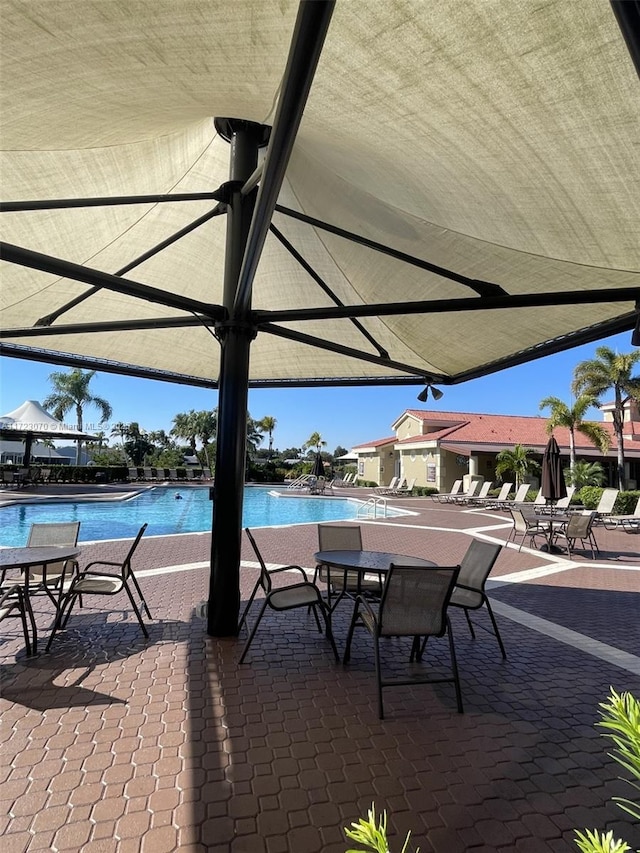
xmin=1 ymin=487 xmax=639 ymax=852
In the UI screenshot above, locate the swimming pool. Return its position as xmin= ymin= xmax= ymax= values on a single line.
xmin=0 ymin=486 xmax=365 ymax=546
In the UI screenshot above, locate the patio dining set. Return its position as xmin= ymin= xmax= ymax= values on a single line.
xmin=0 ymin=521 xmax=152 ymax=656
xmin=237 ymin=524 xmax=506 ymax=719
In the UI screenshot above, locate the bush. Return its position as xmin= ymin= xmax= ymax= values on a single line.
xmin=578 ymin=487 xmax=635 ymax=514
xmin=574 ymin=688 xmax=639 ymax=852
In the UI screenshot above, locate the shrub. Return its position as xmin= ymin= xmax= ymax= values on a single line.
xmin=574 ymin=688 xmax=640 ymax=852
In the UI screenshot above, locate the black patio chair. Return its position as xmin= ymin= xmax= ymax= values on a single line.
xmin=46 ymin=524 xmax=151 ymax=649
xmin=449 ymin=539 xmax=506 ymax=658
xmin=344 ymin=564 xmax=463 ymax=718
xmin=238 ymin=528 xmax=339 ymax=664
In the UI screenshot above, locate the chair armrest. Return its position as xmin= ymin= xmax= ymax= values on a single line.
xmin=268 ymin=565 xmax=308 ymax=580
xmin=454 ymin=582 xmax=477 ymax=593
xmin=83 ymin=560 xmax=122 ymax=572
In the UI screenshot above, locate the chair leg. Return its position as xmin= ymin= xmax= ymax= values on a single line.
xmin=22 ymin=591 xmax=37 ymax=655
xmin=46 ymin=593 xmax=75 ymax=651
xmin=463 ymin=608 xmax=476 ymax=639
xmin=124 ymin=583 xmax=150 ymax=638
xmin=238 ymin=580 xmax=261 ymax=633
xmin=317 ymin=604 xmax=339 ymax=662
xmin=447 ymin=619 xmax=464 ymax=714
xmin=343 ymin=599 xmax=361 ymax=664
xmin=310 ymin=602 xmax=323 ymax=633
xmin=373 ymin=635 xmax=384 ymax=719
xmin=15 ymin=591 xmax=32 ymax=656
xmin=129 ymin=574 xmax=152 ymax=619
xmin=239 ymin=599 xmax=269 ymax=663
xmin=483 ymin=598 xmax=507 ymax=659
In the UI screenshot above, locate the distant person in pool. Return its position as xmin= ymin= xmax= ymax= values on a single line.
xmin=175 ymin=493 xmax=183 ymax=500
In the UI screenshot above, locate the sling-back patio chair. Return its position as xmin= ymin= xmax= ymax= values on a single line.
xmin=448 ymin=480 xmax=481 ymax=505
xmin=508 ymin=506 xmax=546 ymax=551
xmin=312 ymin=524 xmax=383 ymax=612
xmin=344 ymin=564 xmax=463 ymax=717
xmin=553 ymin=512 xmax=599 ymax=559
xmin=46 ymin=524 xmax=151 ymax=649
xmin=449 ymin=539 xmax=506 ymax=659
xmin=25 ymin=521 xmax=81 ymax=608
xmin=238 ymin=528 xmax=339 ymax=664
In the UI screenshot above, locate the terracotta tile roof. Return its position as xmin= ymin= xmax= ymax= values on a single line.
xmin=352 ymin=435 xmax=396 ymax=449
xmin=385 ymin=409 xmax=623 ymax=454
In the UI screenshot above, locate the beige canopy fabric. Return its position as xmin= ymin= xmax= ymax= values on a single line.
xmin=1 ymin=0 xmax=639 ymax=387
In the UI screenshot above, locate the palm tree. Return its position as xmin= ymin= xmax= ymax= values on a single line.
xmin=494 ymin=444 xmax=540 ymax=489
xmin=539 ymin=394 xmax=610 ymax=476
xmin=257 ymin=416 xmax=277 ymax=459
xmin=110 ymin=422 xmax=129 ymax=446
xmin=246 ymin=415 xmax=263 ymax=458
xmin=192 ymin=410 xmax=217 ymax=468
xmin=171 ymin=411 xmax=198 ymax=455
xmin=572 ymin=347 xmax=640 ymax=489
xmin=305 ymin=432 xmax=327 ymax=456
xmin=565 ymin=460 xmax=605 ymax=489
xmin=43 ymin=368 xmax=112 ymax=465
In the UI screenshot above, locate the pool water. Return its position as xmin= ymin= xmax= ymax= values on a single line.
xmin=1 ymin=486 xmax=363 ymax=546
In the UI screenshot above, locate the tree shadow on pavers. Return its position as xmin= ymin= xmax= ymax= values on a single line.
xmin=1 ymin=613 xmax=188 ymax=711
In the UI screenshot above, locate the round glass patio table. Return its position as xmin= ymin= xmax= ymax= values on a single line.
xmin=314 ymin=549 xmax=436 ymax=606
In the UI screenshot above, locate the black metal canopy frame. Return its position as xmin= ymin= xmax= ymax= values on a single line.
xmin=1 ymin=0 xmax=639 ymax=635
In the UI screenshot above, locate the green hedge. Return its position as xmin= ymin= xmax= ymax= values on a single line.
xmin=578 ymin=486 xmax=639 ymax=514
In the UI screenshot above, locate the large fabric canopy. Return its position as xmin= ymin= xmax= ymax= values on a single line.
xmin=1 ymin=0 xmax=639 ymax=388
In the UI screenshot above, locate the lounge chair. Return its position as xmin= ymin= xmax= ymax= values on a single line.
xmin=591 ymin=488 xmax=619 ymax=523
xmin=465 ymin=481 xmax=494 ymax=505
xmin=537 ymin=485 xmax=576 ymax=514
xmin=128 ymin=467 xmax=140 ymax=481
xmin=602 ymin=495 xmax=640 ymax=530
xmin=431 ymin=480 xmax=462 ymax=503
xmin=495 ymin=482 xmax=531 ymax=510
xmin=375 ymin=476 xmax=399 ymax=495
xmin=391 ymin=477 xmax=416 ymax=495
xmin=449 ymin=480 xmax=481 ymax=505
xmin=472 ymin=481 xmax=512 ymax=509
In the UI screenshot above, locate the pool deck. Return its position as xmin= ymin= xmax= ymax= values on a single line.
xmin=1 ymin=486 xmax=640 ymax=852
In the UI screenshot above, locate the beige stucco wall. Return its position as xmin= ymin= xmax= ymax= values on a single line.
xmin=394 ymin=416 xmax=422 ymax=441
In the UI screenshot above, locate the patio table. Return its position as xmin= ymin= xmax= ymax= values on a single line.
xmin=533 ymin=511 xmax=571 ymax=553
xmin=314 ymin=548 xmax=436 ymax=611
xmin=0 ymin=545 xmax=81 ymax=652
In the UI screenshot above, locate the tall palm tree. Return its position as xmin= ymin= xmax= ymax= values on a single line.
xmin=110 ymin=421 xmax=129 ymax=446
xmin=192 ymin=410 xmax=217 ymax=468
xmin=539 ymin=394 xmax=610 ymax=475
xmin=171 ymin=411 xmax=198 ymax=455
xmin=572 ymin=347 xmax=640 ymax=489
xmin=305 ymin=431 xmax=327 ymax=455
xmin=257 ymin=416 xmax=277 ymax=458
xmin=494 ymin=444 xmax=539 ymax=489
xmin=43 ymin=369 xmax=112 ymax=464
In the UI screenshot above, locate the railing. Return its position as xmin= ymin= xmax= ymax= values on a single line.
xmin=357 ymin=496 xmax=389 ymax=518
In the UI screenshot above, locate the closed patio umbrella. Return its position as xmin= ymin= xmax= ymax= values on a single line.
xmin=541 ymin=435 xmax=567 ymax=507
xmin=311 ymin=453 xmax=325 ymax=478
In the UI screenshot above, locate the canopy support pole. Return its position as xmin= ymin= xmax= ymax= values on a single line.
xmin=207 ymin=120 xmax=269 ymax=637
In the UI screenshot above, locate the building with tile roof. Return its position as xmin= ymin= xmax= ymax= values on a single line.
xmin=352 ymin=401 xmax=640 ymax=491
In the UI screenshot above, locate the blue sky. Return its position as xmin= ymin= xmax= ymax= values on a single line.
xmin=1 ymin=331 xmax=636 ymax=454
